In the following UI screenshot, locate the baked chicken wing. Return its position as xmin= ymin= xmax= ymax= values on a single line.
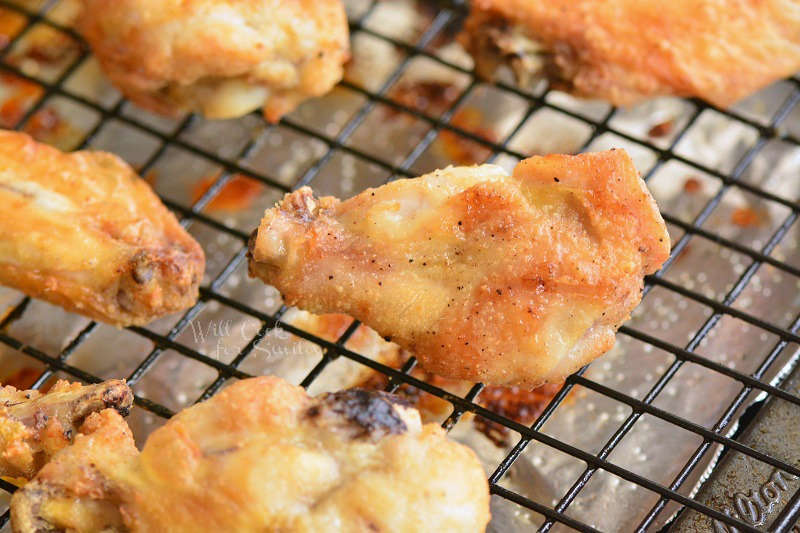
xmin=78 ymin=0 xmax=349 ymax=122
xmin=0 ymin=379 xmax=132 ymax=480
xmin=11 ymin=377 xmax=490 ymax=532
xmin=248 ymin=150 xmax=670 ymax=387
xmin=0 ymin=130 xmax=205 ymax=326
xmin=459 ymin=0 xmax=800 ymax=108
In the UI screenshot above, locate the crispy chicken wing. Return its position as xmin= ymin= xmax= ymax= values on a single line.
xmin=78 ymin=0 xmax=349 ymax=122
xmin=459 ymin=0 xmax=800 ymax=108
xmin=248 ymin=150 xmax=670 ymax=387
xmin=0 ymin=130 xmax=204 ymax=326
xmin=11 ymin=377 xmax=490 ymax=532
xmin=0 ymin=379 xmax=132 ymax=480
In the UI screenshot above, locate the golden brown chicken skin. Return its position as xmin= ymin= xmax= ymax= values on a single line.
xmin=0 ymin=379 xmax=132 ymax=480
xmin=460 ymin=0 xmax=800 ymax=108
xmin=248 ymin=150 xmax=670 ymax=387
xmin=0 ymin=130 xmax=205 ymax=326
xmin=11 ymin=377 xmax=490 ymax=532
xmin=78 ymin=0 xmax=349 ymax=122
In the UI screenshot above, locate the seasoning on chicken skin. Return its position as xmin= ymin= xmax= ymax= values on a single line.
xmin=11 ymin=377 xmax=490 ymax=532
xmin=78 ymin=0 xmax=349 ymax=122
xmin=248 ymin=150 xmax=670 ymax=387
xmin=0 ymin=130 xmax=204 ymax=326
xmin=459 ymin=0 xmax=800 ymax=108
xmin=0 ymin=379 xmax=133 ymax=480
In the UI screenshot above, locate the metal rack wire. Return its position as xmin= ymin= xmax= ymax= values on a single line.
xmin=0 ymin=0 xmax=799 ymax=531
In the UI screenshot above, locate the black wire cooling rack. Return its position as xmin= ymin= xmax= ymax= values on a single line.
xmin=0 ymin=1 xmax=799 ymax=531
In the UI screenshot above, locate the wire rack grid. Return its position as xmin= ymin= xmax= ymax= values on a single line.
xmin=0 ymin=0 xmax=799 ymax=531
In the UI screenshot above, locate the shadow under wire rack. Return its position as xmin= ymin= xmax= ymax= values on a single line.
xmin=0 ymin=0 xmax=800 ymax=532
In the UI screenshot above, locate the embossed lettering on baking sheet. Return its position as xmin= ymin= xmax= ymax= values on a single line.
xmin=712 ymin=469 xmax=799 ymax=532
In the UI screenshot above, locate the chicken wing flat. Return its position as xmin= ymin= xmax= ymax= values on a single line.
xmin=459 ymin=0 xmax=800 ymax=108
xmin=11 ymin=377 xmax=490 ymax=532
xmin=0 ymin=130 xmax=205 ymax=326
xmin=0 ymin=379 xmax=132 ymax=480
xmin=78 ymin=0 xmax=349 ymax=122
xmin=248 ymin=150 xmax=670 ymax=387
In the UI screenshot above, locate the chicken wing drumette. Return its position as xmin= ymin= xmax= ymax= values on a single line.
xmin=459 ymin=0 xmax=800 ymax=108
xmin=0 ymin=130 xmax=204 ymax=326
xmin=248 ymin=150 xmax=670 ymax=387
xmin=0 ymin=379 xmax=132 ymax=480
xmin=78 ymin=0 xmax=349 ymax=122
xmin=11 ymin=377 xmax=490 ymax=532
